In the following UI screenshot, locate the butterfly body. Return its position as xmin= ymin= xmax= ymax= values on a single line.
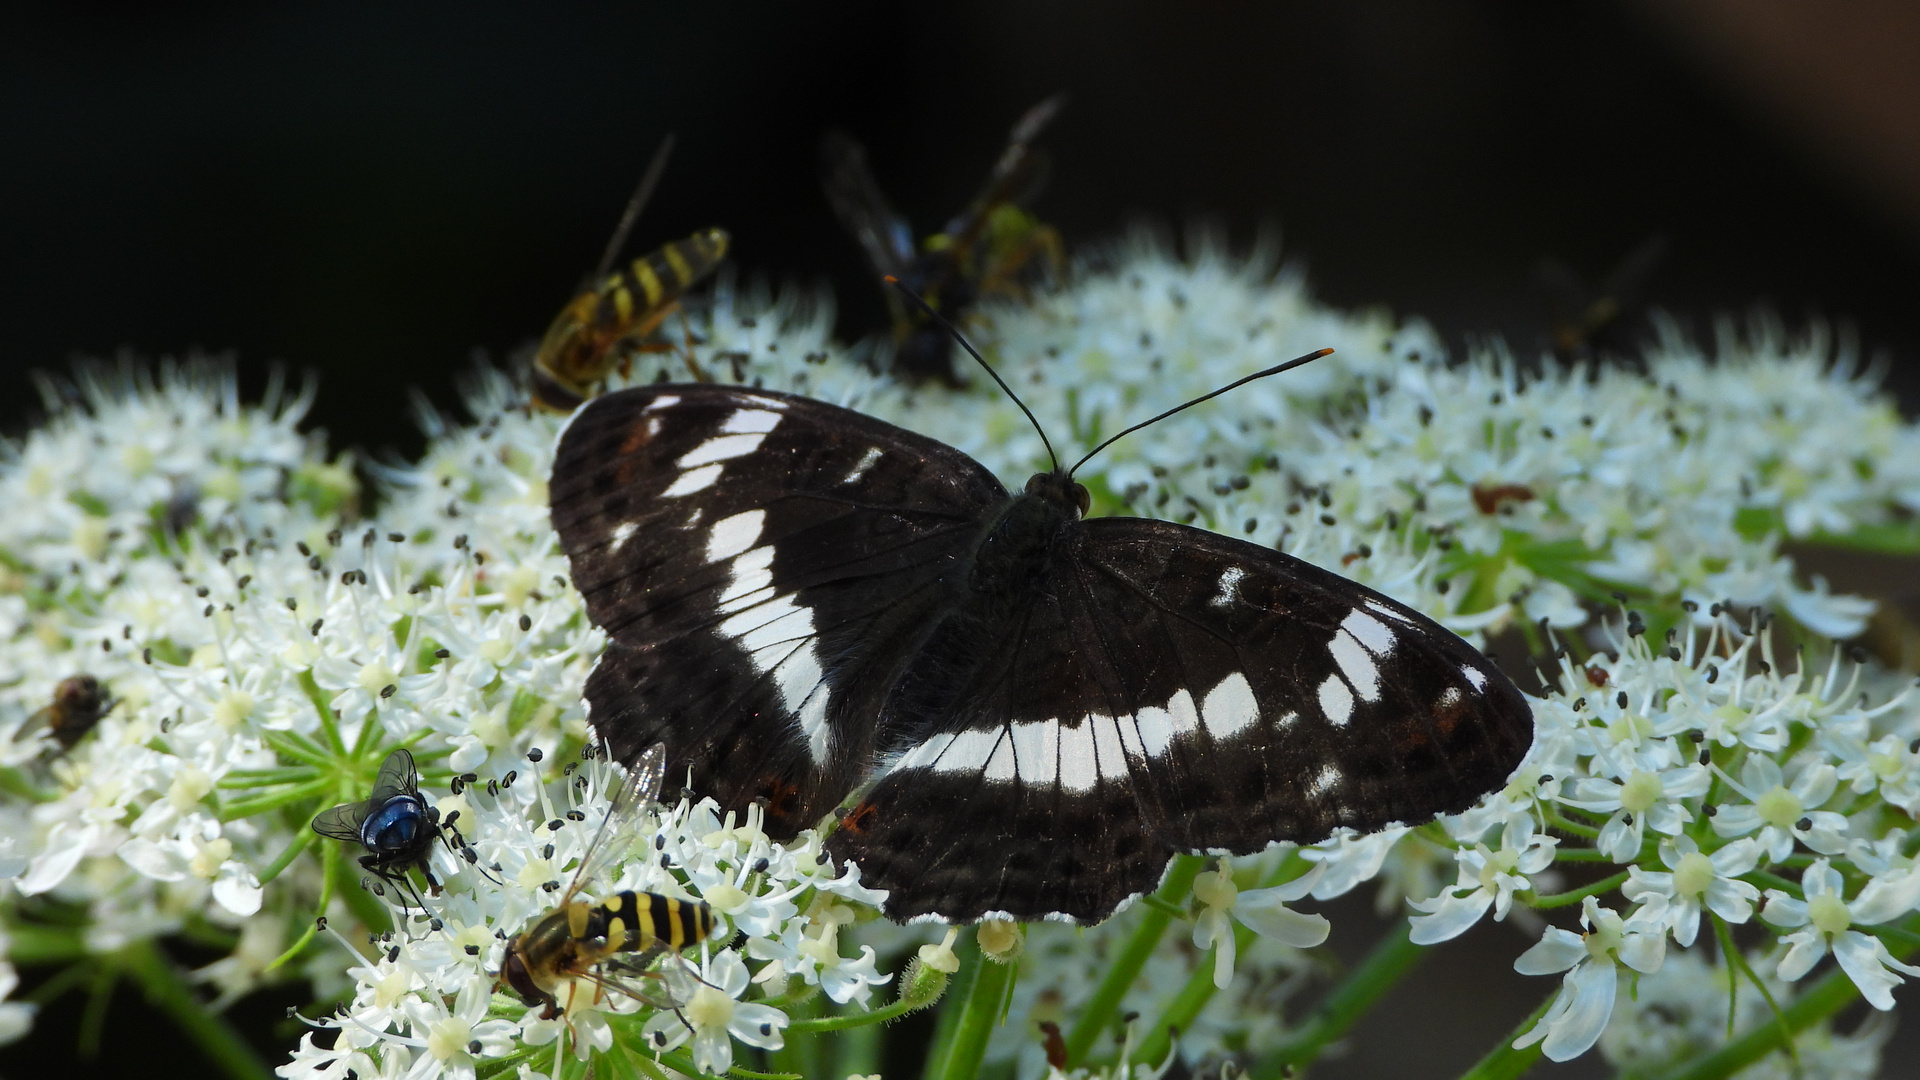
xmin=552 ymin=384 xmax=1534 ymax=923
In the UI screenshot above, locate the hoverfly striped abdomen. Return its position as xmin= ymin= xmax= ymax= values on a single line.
xmin=574 ymin=890 xmax=715 ymax=955
xmin=532 ymin=227 xmax=731 ymax=412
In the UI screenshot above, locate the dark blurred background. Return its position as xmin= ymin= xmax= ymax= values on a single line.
xmin=4 ymin=2 xmax=1919 ymax=1077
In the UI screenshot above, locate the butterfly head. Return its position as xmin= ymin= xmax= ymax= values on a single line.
xmin=1023 ymin=470 xmax=1090 ymax=519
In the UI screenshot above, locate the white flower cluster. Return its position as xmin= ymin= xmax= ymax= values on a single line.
xmin=1 ymin=233 xmax=1917 ymax=1080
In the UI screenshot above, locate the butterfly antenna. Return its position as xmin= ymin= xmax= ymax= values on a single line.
xmin=884 ymin=275 xmax=1059 ymax=472
xmin=592 ymin=133 xmax=677 ymax=281
xmin=1066 ymin=348 xmax=1334 ymax=476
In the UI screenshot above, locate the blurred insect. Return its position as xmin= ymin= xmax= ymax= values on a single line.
xmin=822 ymin=95 xmax=1066 ymax=383
xmin=13 ymin=674 xmax=115 ymax=753
xmin=532 ymin=135 xmax=732 ymax=412
xmin=1536 ymin=235 xmax=1666 ymax=362
xmin=498 ymin=742 xmax=715 ymax=1019
xmin=312 ymin=748 xmax=463 ymax=906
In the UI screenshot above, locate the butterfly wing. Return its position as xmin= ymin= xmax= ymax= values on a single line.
xmin=828 ymin=516 xmax=1534 ymax=923
xmin=550 ymin=384 xmax=1009 ymax=836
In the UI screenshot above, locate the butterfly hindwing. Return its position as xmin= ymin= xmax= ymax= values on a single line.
xmin=550 ymin=384 xmax=1008 ymax=833
xmin=826 ymin=518 xmax=1534 ymax=922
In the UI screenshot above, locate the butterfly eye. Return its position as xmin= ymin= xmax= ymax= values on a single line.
xmin=1072 ymin=483 xmax=1090 ymax=518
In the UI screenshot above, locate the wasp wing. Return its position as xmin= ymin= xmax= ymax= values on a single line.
xmin=820 ymin=130 xmax=915 ymax=279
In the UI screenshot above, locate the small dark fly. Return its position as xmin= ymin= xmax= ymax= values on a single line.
xmin=822 ymin=96 xmax=1065 ymax=383
xmin=497 ymin=742 xmax=715 ymax=1020
xmin=312 ymin=748 xmax=457 ymax=905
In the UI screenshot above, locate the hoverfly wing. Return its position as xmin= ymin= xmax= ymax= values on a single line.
xmin=820 ymin=130 xmax=915 ymax=277
xmin=561 ymin=747 xmax=666 ymax=904
xmin=588 ymin=134 xmax=677 ymax=286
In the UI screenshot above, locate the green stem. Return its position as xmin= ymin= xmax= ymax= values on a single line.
xmin=1524 ymin=869 xmax=1631 ymax=910
xmin=120 ymin=939 xmax=274 ymax=1080
xmin=926 ymin=928 xmax=1016 ymax=1080
xmin=257 ymin=825 xmax=316 ymax=885
xmin=785 ymin=993 xmax=923 ymax=1033
xmin=1655 ymin=910 xmax=1920 ymax=1080
xmin=1063 ymin=855 xmax=1202 ymax=1065
xmin=1254 ymin=922 xmax=1428 ymax=1078
xmin=219 ymin=779 xmax=333 ymax=821
xmin=1453 ymin=990 xmax=1553 ymax=1080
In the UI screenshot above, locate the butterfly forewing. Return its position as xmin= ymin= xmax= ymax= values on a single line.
xmin=552 ymin=384 xmax=1535 ymax=924
xmin=551 ymin=385 xmax=1008 ymax=833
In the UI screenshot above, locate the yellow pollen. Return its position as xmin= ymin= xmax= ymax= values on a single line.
xmin=1618 ymin=771 xmax=1664 ymax=815
xmin=1808 ymin=893 xmax=1851 ymax=935
xmin=1672 ymin=851 xmax=1715 ymax=898
xmin=1756 ymin=785 xmax=1803 ymax=829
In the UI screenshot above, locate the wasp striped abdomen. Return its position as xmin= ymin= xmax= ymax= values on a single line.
xmin=532 ymin=227 xmax=731 ymax=412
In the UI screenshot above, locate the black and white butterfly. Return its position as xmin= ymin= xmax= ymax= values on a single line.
xmin=549 ymin=372 xmax=1534 ymax=924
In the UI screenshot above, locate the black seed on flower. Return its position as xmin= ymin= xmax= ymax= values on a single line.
xmin=1681 ymin=599 xmax=1697 ymax=612
xmin=203 ymin=604 xmax=214 ymax=617
xmin=502 ymin=770 xmax=516 ymax=787
xmin=195 ymin=585 xmax=210 ymax=598
xmin=297 ymin=541 xmax=312 ymax=557
xmin=326 ymin=529 xmax=342 ymax=547
xmin=518 ymin=614 xmax=531 ymax=632
xmin=543 ymin=881 xmax=561 ymax=892
xmin=1668 ymin=647 xmax=1681 ymax=661
xmin=430 ymin=918 xmax=444 ymax=932
xmin=527 ymin=748 xmax=543 ymax=762
xmin=542 ymin=844 xmax=555 ymax=860
xmin=389 ymin=532 xmax=405 ymax=543
xmin=236 ymin=574 xmax=251 ymax=589
xmin=1704 ymin=804 xmax=1718 ymax=817
xmin=380 ymin=684 xmax=396 ymax=699
xmin=1797 ymin=817 xmax=1813 ymax=831
xmin=388 ymin=946 xmax=399 ymax=962
xmin=1319 ymin=514 xmax=1336 ymax=526
xmin=655 ymin=835 xmax=666 ymax=850
xmin=1616 ymin=691 xmax=1629 ymax=709
xmin=752 ymin=858 xmax=769 ymax=874
xmin=310 ymin=619 xmax=323 ymax=636
xmin=143 ymin=647 xmax=152 ymax=664
xmin=1538 ymin=774 xmax=1553 ymax=785
xmin=1706 ymin=666 xmax=1719 ymax=684
xmin=760 ymin=1023 xmax=772 ymax=1037
xmin=444 ymin=810 xmax=460 ymax=825
xmin=1621 ymin=813 xmax=1633 ymax=826
xmin=453 ymin=534 xmax=468 ymax=550
xmin=1689 ymin=730 xmax=1705 ymax=742
xmin=1436 ymin=579 xmax=1451 ymax=595
xmin=486 ymin=779 xmax=498 ymax=796
xmin=1698 ymin=749 xmax=1711 ymax=765
xmin=566 ymin=810 xmax=585 ymax=822
xmin=308 ymin=555 xmax=322 ymax=571
xmin=434 ymin=648 xmax=450 ymax=658
xmin=450 ymin=777 xmax=465 ymax=794
xmin=1573 ymin=697 xmax=1586 ymax=711
xmin=465 ymin=945 xmax=479 ymax=957
xmin=549 ymin=819 xmax=564 ymax=831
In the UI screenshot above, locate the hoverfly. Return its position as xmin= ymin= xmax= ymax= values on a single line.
xmin=312 ymin=748 xmax=454 ymax=905
xmin=12 ymin=674 xmax=115 ymax=753
xmin=498 ymin=743 xmax=715 ymax=1019
xmin=821 ymin=95 xmax=1065 ymax=383
xmin=532 ymin=135 xmax=732 ymax=412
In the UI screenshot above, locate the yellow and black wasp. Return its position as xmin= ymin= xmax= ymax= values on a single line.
xmin=497 ymin=742 xmax=715 ymax=1020
xmin=531 ymin=137 xmax=732 ymax=412
xmin=12 ymin=674 xmax=115 ymax=753
xmin=821 ymin=95 xmax=1066 ymax=384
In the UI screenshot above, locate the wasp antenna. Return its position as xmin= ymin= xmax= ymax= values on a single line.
xmin=592 ymin=133 xmax=677 ymax=281
xmin=884 ymin=275 xmax=1059 ymax=473
xmin=1066 ymin=348 xmax=1334 ymax=477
